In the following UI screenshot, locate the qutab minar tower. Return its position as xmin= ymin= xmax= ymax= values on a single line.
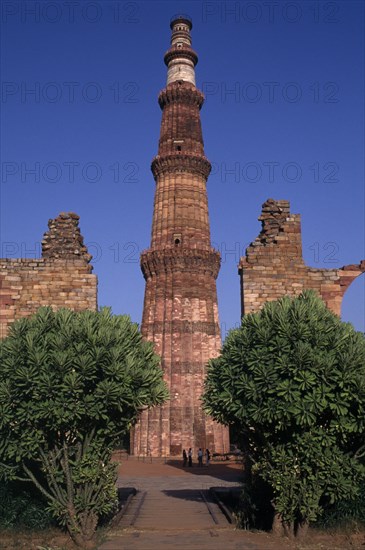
xmin=131 ymin=15 xmax=230 ymax=457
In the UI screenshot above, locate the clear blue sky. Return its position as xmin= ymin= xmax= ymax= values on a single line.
xmin=1 ymin=0 xmax=364 ymax=335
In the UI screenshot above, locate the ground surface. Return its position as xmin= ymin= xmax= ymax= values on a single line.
xmin=99 ymin=457 xmax=365 ymax=550
xmin=0 ymin=458 xmax=364 ymax=549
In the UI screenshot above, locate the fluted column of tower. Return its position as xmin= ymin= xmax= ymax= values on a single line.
xmin=131 ymin=15 xmax=230 ymax=457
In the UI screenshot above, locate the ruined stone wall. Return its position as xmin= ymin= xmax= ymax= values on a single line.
xmin=0 ymin=213 xmax=97 ymax=338
xmin=239 ymin=199 xmax=365 ymax=317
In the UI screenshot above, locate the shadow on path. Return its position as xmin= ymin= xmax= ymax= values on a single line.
xmin=165 ymin=459 xmax=244 ymax=482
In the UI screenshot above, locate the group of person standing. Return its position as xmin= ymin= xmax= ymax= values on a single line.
xmin=182 ymin=447 xmax=211 ymax=467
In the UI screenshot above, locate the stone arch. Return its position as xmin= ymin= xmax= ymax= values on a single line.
xmin=340 ymin=269 xmax=365 ymax=331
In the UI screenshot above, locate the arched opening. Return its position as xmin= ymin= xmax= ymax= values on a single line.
xmin=341 ymin=274 xmax=365 ymax=332
xmin=173 ymin=233 xmax=182 ymax=246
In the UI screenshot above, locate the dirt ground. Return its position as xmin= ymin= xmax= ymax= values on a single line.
xmin=0 ymin=528 xmax=79 ymax=550
xmin=0 ymin=525 xmax=364 ymax=550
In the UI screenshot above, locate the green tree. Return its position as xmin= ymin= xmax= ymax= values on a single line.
xmin=202 ymin=291 xmax=365 ymax=538
xmin=0 ymin=307 xmax=168 ymax=547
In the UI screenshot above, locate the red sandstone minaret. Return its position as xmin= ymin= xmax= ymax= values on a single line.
xmin=131 ymin=15 xmax=229 ymax=457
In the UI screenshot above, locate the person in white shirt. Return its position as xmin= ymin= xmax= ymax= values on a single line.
xmin=197 ymin=448 xmax=203 ymax=467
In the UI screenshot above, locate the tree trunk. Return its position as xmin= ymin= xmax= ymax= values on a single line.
xmin=271 ymin=511 xmax=285 ymax=536
xmin=67 ymin=510 xmax=98 ymax=548
xmin=283 ymin=520 xmax=295 ymax=539
xmin=70 ymin=533 xmax=96 ymax=550
xmin=296 ymin=519 xmax=309 ymax=539
xmin=243 ymin=450 xmax=252 ymax=480
xmin=69 ymin=533 xmax=96 ymax=549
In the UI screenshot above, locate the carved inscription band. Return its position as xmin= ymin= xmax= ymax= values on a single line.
xmin=144 ymin=320 xmax=220 ymax=335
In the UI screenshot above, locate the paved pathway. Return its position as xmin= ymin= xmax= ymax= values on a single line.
xmin=118 ymin=487 xmax=225 ymax=530
xmin=114 ymin=458 xmax=242 ymax=530
xmin=98 ymin=458 xmax=297 ymax=550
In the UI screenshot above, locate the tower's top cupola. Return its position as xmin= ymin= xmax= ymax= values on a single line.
xmin=165 ymin=14 xmax=198 ymax=86
xmin=170 ymin=14 xmax=192 ymax=30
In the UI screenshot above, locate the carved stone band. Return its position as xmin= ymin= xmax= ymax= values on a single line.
xmin=141 ymin=247 xmax=221 ymax=280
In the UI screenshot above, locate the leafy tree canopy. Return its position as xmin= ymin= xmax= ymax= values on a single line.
xmin=0 ymin=307 xmax=168 ymax=547
xmin=202 ymin=291 xmax=365 ymax=537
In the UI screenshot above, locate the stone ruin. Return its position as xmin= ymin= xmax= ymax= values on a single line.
xmin=239 ymin=199 xmax=365 ymax=317
xmin=0 ymin=213 xmax=97 ymax=338
xmin=1 ymin=202 xmax=364 ymax=340
xmin=42 ymin=212 xmax=93 ymax=262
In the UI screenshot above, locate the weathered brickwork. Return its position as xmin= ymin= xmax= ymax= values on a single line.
xmin=0 ymin=213 xmax=97 ymax=339
xmin=239 ymin=199 xmax=365 ymax=316
xmin=131 ymin=16 xmax=230 ymax=457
